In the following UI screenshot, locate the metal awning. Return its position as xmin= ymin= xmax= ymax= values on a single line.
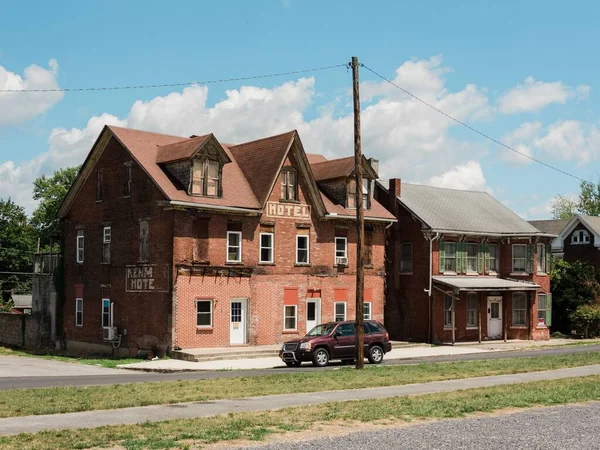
xmin=432 ymin=276 xmax=540 ymax=292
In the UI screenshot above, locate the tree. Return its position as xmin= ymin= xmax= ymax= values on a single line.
xmin=31 ymin=166 xmax=80 ymax=238
xmin=551 ymin=195 xmax=577 ymax=220
xmin=578 ymin=179 xmax=600 ymax=216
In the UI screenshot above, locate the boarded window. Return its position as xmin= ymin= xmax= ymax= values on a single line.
xmin=281 ymin=169 xmax=297 ymax=201
xmin=347 ymin=179 xmax=357 ymax=208
xmin=139 ymin=219 xmax=149 ymax=262
xmin=124 ymin=164 xmax=132 ymax=196
xmin=193 ymin=218 xmax=209 ymax=262
xmin=364 ymin=230 xmax=373 ymax=266
xmin=191 ymin=159 xmax=221 ymax=197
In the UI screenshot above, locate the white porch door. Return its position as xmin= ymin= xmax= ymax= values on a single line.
xmin=487 ymin=297 xmax=502 ymax=338
xmin=230 ymin=299 xmax=247 ymax=345
xmin=306 ymin=298 xmax=321 ymax=332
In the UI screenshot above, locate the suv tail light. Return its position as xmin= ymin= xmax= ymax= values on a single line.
xmin=385 ymin=332 xmax=389 ymax=341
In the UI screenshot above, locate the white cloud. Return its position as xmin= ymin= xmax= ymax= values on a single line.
xmin=498 ymin=121 xmax=542 ymax=166
xmin=498 ymin=76 xmax=590 ymax=114
xmin=533 ymin=120 xmax=600 ymax=165
xmin=0 ymin=59 xmax=63 ymax=125
xmin=427 ymin=161 xmax=488 ymax=191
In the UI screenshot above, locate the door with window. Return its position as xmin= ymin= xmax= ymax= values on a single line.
xmin=332 ymin=323 xmax=356 ymax=359
xmin=306 ymin=298 xmax=321 ymax=333
xmin=487 ymin=296 xmax=502 ymax=338
xmin=230 ymin=298 xmax=247 ymax=345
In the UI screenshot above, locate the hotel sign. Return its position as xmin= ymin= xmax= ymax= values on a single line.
xmin=126 ymin=264 xmax=170 ymax=293
xmin=266 ymin=202 xmax=311 ymax=220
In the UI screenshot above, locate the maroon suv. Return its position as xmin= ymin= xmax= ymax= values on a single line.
xmin=279 ymin=320 xmax=392 ymax=367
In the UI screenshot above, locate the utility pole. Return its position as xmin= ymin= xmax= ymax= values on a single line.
xmin=351 ymin=56 xmax=365 ymax=370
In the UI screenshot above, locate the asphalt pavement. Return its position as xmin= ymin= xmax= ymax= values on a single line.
xmin=0 ymin=344 xmax=599 ymax=390
xmin=227 ymin=401 xmax=600 ymax=450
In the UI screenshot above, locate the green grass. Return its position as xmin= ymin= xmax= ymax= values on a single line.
xmin=1 ymin=375 xmax=599 ymax=450
xmin=0 ymin=346 xmax=146 ymax=369
xmin=1 ymin=351 xmax=600 ymax=418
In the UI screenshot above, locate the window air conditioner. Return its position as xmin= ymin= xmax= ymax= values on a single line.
xmin=103 ymin=326 xmax=117 ymax=341
xmin=336 ymin=257 xmax=348 ymax=266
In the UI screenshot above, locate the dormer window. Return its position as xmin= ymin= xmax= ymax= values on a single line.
xmin=346 ymin=178 xmax=371 ymax=209
xmin=571 ymin=229 xmax=590 ymax=244
xmin=191 ymin=159 xmax=221 ymax=197
xmin=347 ymin=179 xmax=356 ymax=208
xmin=281 ymin=168 xmax=297 ymax=201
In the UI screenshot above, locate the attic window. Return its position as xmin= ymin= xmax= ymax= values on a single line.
xmin=281 ymin=169 xmax=297 ymax=201
xmin=191 ymin=159 xmax=221 ymax=197
xmin=347 ymin=178 xmax=371 ymax=209
xmin=572 ymin=229 xmax=590 ymax=245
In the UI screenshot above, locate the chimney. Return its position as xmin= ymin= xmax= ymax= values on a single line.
xmin=389 ymin=178 xmax=401 ymax=198
xmin=368 ymin=158 xmax=379 ymax=178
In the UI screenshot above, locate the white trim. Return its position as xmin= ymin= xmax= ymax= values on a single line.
xmin=168 ymin=200 xmax=261 ymax=214
xmin=512 ymin=243 xmax=527 ymax=273
xmin=196 ymin=299 xmax=213 ymax=328
xmin=334 ymin=237 xmax=348 ymax=266
xmin=259 ymin=232 xmax=274 ymax=264
xmin=324 ymin=214 xmax=396 ymax=223
xmin=283 ymin=304 xmax=298 ymax=331
xmin=334 ymin=301 xmax=347 ymax=322
xmin=103 ymin=226 xmax=111 ymax=243
xmin=76 ymin=230 xmax=84 ymax=264
xmin=363 ymin=302 xmax=372 ymax=320
xmin=296 ymin=234 xmax=310 ymax=265
xmin=75 ymin=298 xmax=83 ymax=327
xmin=226 ymin=231 xmax=242 ymax=263
xmin=101 ymin=299 xmax=111 ymax=328
xmin=511 ymin=292 xmax=527 ymax=327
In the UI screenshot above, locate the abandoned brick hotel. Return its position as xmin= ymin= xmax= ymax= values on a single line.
xmin=58 ymin=126 xmax=394 ymax=355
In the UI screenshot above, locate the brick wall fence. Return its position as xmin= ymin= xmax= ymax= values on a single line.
xmin=0 ymin=313 xmax=51 ymax=349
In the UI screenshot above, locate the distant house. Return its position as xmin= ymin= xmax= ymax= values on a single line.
xmin=376 ymin=179 xmax=555 ymax=343
xmin=531 ymin=215 xmax=600 ymax=269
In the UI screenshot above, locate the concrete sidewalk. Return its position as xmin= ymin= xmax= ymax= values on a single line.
xmin=2 ymin=364 xmax=599 ymax=435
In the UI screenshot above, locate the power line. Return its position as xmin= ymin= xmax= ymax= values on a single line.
xmin=360 ymin=63 xmax=588 ymax=183
xmin=0 ymin=64 xmax=347 ymax=93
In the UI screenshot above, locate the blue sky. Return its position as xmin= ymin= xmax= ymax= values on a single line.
xmin=1 ymin=0 xmax=598 ymax=217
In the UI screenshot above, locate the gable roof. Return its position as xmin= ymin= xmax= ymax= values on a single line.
xmin=306 ymin=153 xmax=328 ymax=164
xmin=311 ymin=155 xmax=377 ymax=181
xmin=156 ymin=134 xmax=216 ymax=164
xmin=553 ymin=214 xmax=600 ymax=250
xmin=529 ymin=219 xmax=570 ymax=236
xmin=378 ymin=180 xmax=549 ymax=236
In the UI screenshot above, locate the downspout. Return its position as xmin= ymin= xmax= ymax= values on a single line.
xmin=425 ymin=232 xmax=440 ymax=344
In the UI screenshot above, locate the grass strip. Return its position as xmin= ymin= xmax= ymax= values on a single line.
xmin=1 ymin=375 xmax=599 ymax=450
xmin=1 ymin=352 xmax=600 ymax=418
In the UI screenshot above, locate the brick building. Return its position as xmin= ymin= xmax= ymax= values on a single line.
xmin=375 ymin=179 xmax=554 ymax=343
xmin=58 ymin=126 xmax=394 ymax=355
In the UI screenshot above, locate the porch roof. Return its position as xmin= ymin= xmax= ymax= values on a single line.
xmin=432 ymin=276 xmax=540 ymax=291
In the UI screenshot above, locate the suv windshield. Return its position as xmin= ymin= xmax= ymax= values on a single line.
xmin=306 ymin=323 xmax=336 ymax=336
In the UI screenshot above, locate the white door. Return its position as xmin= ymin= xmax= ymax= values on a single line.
xmin=230 ymin=299 xmax=247 ymax=345
xmin=487 ymin=297 xmax=502 ymax=338
xmin=306 ymin=298 xmax=321 ymax=332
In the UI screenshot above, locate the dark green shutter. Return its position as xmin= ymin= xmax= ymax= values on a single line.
xmin=484 ymin=243 xmax=490 ymax=274
xmin=456 ymin=242 xmax=463 ymax=274
xmin=439 ymin=239 xmax=445 ymax=273
xmin=546 ymin=244 xmax=552 ymax=273
xmin=527 ymin=244 xmax=534 ymax=274
xmin=478 ymin=243 xmax=483 ymax=274
xmin=546 ymin=293 xmax=552 ymax=327
xmin=461 ymin=242 xmax=467 ymax=274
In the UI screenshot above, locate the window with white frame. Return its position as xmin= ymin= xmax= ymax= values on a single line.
xmin=196 ymin=300 xmax=213 ymax=327
xmin=488 ymin=244 xmax=499 ymax=273
xmin=281 ymin=169 xmax=297 ymax=201
xmin=335 ymin=237 xmax=348 ymax=266
xmin=226 ymin=231 xmax=242 ymax=263
xmin=75 ymin=298 xmax=83 ymax=327
xmin=537 ymin=243 xmax=546 ymax=273
xmin=259 ymin=232 xmax=274 ymax=264
xmin=363 ymin=302 xmax=372 ymax=320
xmin=101 ymin=299 xmax=111 ymax=328
xmin=512 ymin=292 xmax=527 ymax=326
xmin=334 ymin=302 xmax=347 ymax=322
xmin=400 ymin=242 xmax=412 ymax=272
xmin=466 ymin=243 xmax=478 ymax=273
xmin=444 ymin=242 xmax=456 ymax=272
xmin=296 ymin=235 xmax=310 ymax=264
xmin=284 ymin=305 xmax=297 ymax=330
xmin=538 ymin=294 xmax=548 ymax=325
xmin=76 ymin=229 xmax=84 ymax=263
xmin=444 ymin=294 xmax=453 ymax=328
xmin=466 ymin=293 xmax=478 ymax=328
xmin=512 ymin=244 xmax=527 ymax=273
xmin=571 ymin=229 xmax=591 ymax=244
xmin=102 ymin=226 xmax=111 ymax=264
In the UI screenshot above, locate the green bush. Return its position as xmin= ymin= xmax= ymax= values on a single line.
xmin=569 ymin=304 xmax=600 ymax=338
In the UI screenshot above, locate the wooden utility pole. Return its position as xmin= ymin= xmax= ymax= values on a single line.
xmin=351 ymin=56 xmax=365 ymax=369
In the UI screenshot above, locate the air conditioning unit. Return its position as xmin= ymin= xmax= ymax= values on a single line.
xmin=336 ymin=257 xmax=348 ymax=266
xmin=103 ymin=326 xmax=117 ymax=341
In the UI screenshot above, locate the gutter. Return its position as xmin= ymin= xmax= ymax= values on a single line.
xmin=427 ymin=229 xmax=557 ymax=239
xmin=167 ymin=200 xmax=261 ymax=215
xmin=324 ymin=213 xmax=397 ymax=223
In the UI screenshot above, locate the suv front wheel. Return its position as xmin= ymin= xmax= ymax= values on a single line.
xmin=312 ymin=348 xmax=330 ymax=367
xmin=368 ymin=345 xmax=384 ymax=364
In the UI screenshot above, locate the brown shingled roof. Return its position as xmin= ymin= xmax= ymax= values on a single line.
xmin=155 ymin=134 xmax=212 ymax=164
xmin=310 ymin=155 xmax=378 ymax=181
xmin=306 ymin=153 xmax=328 ymax=164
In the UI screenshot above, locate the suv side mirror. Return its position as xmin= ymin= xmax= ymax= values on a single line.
xmin=334 ymin=330 xmax=342 ymax=337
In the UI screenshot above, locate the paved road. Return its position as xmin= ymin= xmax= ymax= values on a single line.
xmin=228 ymin=402 xmax=600 ymax=450
xmin=0 ymin=344 xmax=598 ymax=390
xmin=1 ymin=364 xmax=599 ymax=435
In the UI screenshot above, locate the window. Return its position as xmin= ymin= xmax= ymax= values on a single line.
xmin=488 ymin=244 xmax=499 ymax=273
xmin=296 ymin=235 xmax=309 ymax=264
xmin=335 ymin=237 xmax=348 ymax=266
xmin=75 ymin=298 xmax=83 ymax=327
xmin=191 ymin=159 xmax=221 ymax=197
xmin=444 ymin=242 xmax=456 ymax=272
xmin=537 ymin=243 xmax=546 ymax=273
xmin=76 ymin=229 xmax=84 ymax=263
xmin=196 ymin=300 xmax=213 ymax=327
xmin=400 ymin=242 xmax=412 ymax=272
xmin=538 ymin=294 xmax=548 ymax=325
xmin=364 ymin=229 xmax=373 ymax=266
xmin=124 ymin=164 xmax=132 ymax=197
xmin=259 ymin=233 xmax=274 ymax=264
xmin=512 ymin=244 xmax=527 ymax=273
xmin=466 ymin=243 xmax=478 ymax=273
xmin=102 ymin=226 xmax=111 ymax=264
xmin=362 ymin=178 xmax=370 ymax=209
xmin=284 ymin=305 xmax=297 ymax=330
xmin=336 ymin=323 xmax=355 ymax=336
xmin=101 ymin=299 xmax=111 ymax=328
xmin=365 ymin=322 xmax=383 ymax=334
xmin=444 ymin=294 xmax=453 ymax=328
xmin=334 ymin=302 xmax=346 ymax=322
xmin=139 ymin=219 xmax=149 ymax=262
xmin=96 ymin=170 xmax=103 ymax=202
xmin=281 ymin=169 xmax=297 ymax=201
xmin=571 ymin=229 xmax=590 ymax=244
xmin=512 ymin=293 xmax=527 ymax=326
xmin=363 ymin=302 xmax=372 ymax=320
xmin=347 ymin=179 xmax=357 ymax=208
xmin=226 ymin=231 xmax=242 ymax=263
xmin=466 ymin=293 xmax=478 ymax=328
